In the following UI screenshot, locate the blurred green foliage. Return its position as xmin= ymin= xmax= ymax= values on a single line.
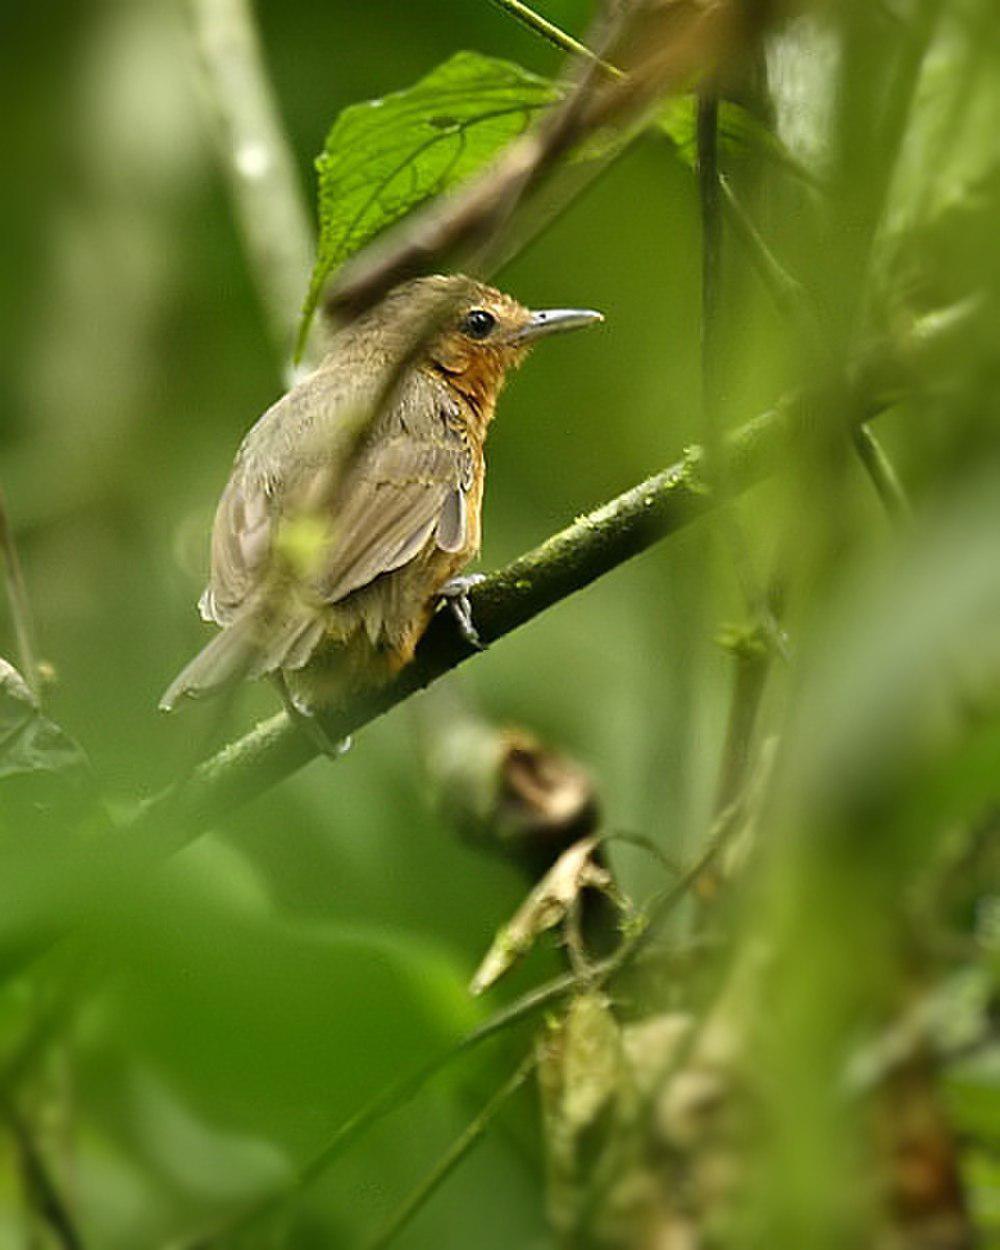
xmin=0 ymin=0 xmax=997 ymax=1247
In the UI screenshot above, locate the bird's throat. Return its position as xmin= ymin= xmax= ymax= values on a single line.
xmin=434 ymin=361 xmax=505 ymax=435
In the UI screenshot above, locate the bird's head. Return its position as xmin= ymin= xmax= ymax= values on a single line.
xmin=375 ymin=274 xmax=603 ymax=414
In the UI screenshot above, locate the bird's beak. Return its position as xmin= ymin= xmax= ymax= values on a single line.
xmin=513 ymin=307 xmax=604 ymax=344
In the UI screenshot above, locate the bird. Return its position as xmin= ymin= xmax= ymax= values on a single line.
xmin=159 ymin=273 xmax=602 ymax=724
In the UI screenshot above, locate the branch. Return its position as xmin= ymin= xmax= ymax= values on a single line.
xmin=135 ymin=296 xmax=974 ymax=854
xmin=134 ymin=352 xmax=908 ymax=848
xmin=189 ymin=0 xmax=316 ymax=369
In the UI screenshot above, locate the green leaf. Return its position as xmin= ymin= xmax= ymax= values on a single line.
xmin=300 ymin=50 xmax=560 ymax=354
xmin=657 ymin=97 xmax=810 ymax=180
xmin=298 ymin=53 xmax=806 ymax=358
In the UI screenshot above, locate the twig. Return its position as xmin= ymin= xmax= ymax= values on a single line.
xmin=362 ymin=1053 xmax=536 ymax=1250
xmin=718 ymin=174 xmax=811 ymax=324
xmin=0 ymin=484 xmax=42 ymax=700
xmin=188 ymin=0 xmax=316 ymax=371
xmin=135 ymin=299 xmax=971 ymax=848
xmin=485 ymin=0 xmax=623 ymax=78
xmin=852 ymin=423 xmax=912 ymax=523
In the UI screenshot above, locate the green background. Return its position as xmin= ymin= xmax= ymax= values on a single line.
xmin=1 ymin=1 xmax=997 ymax=1247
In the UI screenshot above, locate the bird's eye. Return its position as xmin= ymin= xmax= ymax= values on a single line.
xmin=461 ymin=309 xmax=496 ymax=341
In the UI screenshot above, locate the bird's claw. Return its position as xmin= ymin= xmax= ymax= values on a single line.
xmin=275 ymin=675 xmax=352 ymax=758
xmin=296 ymin=710 xmax=353 ymax=759
xmin=438 ymin=575 xmax=486 ymax=650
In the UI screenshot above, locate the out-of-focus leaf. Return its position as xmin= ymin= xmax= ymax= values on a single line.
xmin=780 ymin=474 xmax=1000 ymax=830
xmin=0 ymin=657 xmax=97 ymax=831
xmin=123 ymin=1065 xmax=291 ymax=1199
xmin=84 ymin=867 xmax=480 ymax=1157
xmin=300 ymin=50 xmax=559 ymax=350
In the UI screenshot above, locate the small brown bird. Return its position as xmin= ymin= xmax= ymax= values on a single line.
xmin=160 ymin=274 xmax=602 ymax=719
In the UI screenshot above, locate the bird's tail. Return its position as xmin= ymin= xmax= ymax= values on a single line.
xmin=159 ymin=610 xmax=325 ymax=711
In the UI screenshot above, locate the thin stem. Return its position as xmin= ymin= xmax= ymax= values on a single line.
xmin=852 ymin=423 xmax=912 ymax=523
xmin=198 ymin=965 xmax=583 ymax=1245
xmin=697 ymin=93 xmax=722 ymax=448
xmin=718 ymin=177 xmax=913 ymax=534
xmin=485 ymin=0 xmax=622 ymax=78
xmin=362 ymin=1054 xmax=536 ymax=1250
xmin=718 ymin=175 xmax=812 ymax=325
xmin=0 ymin=484 xmax=42 ymax=700
xmin=5 ymin=1100 xmax=84 ymax=1250
xmin=713 ymin=628 xmax=773 ymax=814
xmin=188 ymin=0 xmax=316 ymax=373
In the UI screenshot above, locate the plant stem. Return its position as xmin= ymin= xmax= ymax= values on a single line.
xmin=0 ymin=485 xmax=42 ymax=700
xmin=199 ymin=965 xmax=583 ymax=1244
xmin=713 ymin=627 xmax=773 ymax=814
xmin=697 ymin=93 xmax=722 ymax=446
xmin=717 ymin=176 xmax=913 ymax=527
xmin=852 ymin=423 xmax=912 ymax=523
xmin=188 ymin=0 xmax=316 ymax=372
xmin=362 ymin=1054 xmax=536 ymax=1250
xmin=485 ymin=0 xmax=622 ymax=78
xmin=5 ymin=1100 xmax=83 ymax=1250
xmin=718 ymin=174 xmax=811 ymax=323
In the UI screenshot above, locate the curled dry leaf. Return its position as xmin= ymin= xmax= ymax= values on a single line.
xmin=470 ymin=835 xmax=612 ymax=995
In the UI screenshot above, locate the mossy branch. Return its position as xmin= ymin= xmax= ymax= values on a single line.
xmin=131 ymin=301 xmax=968 ymax=849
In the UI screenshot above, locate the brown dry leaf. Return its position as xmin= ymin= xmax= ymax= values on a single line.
xmin=470 ymin=835 xmax=612 ymax=995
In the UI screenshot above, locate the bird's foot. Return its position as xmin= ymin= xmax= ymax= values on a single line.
xmin=274 ymin=675 xmax=352 ymax=759
xmin=438 ymin=574 xmax=487 ymax=650
xmin=297 ymin=711 xmax=353 ymax=760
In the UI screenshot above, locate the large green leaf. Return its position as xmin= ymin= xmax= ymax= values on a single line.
xmin=300 ymin=50 xmax=560 ymax=353
xmin=299 ymin=51 xmax=803 ymax=357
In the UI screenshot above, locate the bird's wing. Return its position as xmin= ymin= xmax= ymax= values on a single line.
xmin=200 ymin=367 xmax=474 ymax=624
xmin=313 ymin=433 xmax=473 ymax=604
xmin=199 ymin=469 xmax=272 ymax=624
